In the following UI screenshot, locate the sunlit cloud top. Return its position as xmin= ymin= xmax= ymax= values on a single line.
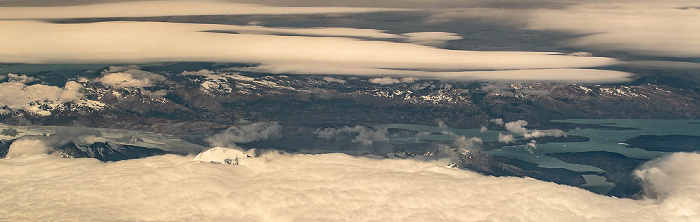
xmin=0 ymin=1 xmax=409 ymax=19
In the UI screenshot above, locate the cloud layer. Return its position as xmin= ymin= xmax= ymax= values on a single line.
xmin=0 ymin=20 xmax=631 ymax=83
xmin=0 ymin=20 xmax=618 ymax=69
xmin=0 ymin=0 xmax=405 ymax=19
xmin=1 ymin=147 xmax=700 ymax=221
xmin=527 ymin=2 xmax=700 ymax=57
xmin=432 ymin=1 xmax=700 ymax=58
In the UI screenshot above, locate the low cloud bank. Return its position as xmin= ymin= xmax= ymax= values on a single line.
xmin=1 ymin=145 xmax=699 ymax=221
xmin=636 ymin=152 xmax=700 ymax=218
xmin=5 ymin=139 xmax=50 ymax=158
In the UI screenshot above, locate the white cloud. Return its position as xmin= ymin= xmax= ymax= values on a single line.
xmin=635 ymin=152 xmax=700 ymax=218
xmin=453 ymin=136 xmax=483 ymax=151
xmin=0 ymin=20 xmax=630 ymax=83
xmin=436 ymin=119 xmax=449 ymax=129
xmin=5 ymin=139 xmax=50 ymax=159
xmin=314 ymin=126 xmax=389 ymax=146
xmin=369 ymin=77 xmax=400 ymax=85
xmin=568 ymin=52 xmax=594 ymax=57
xmin=402 ymin=32 xmax=463 ymax=47
xmin=0 ymin=81 xmax=84 ymax=116
xmin=498 ymin=133 xmax=515 ymax=144
xmin=505 ymin=120 xmax=529 ymax=135
xmin=369 ymin=77 xmax=417 ymax=85
xmin=206 ymin=122 xmax=282 ymax=147
xmin=98 ymin=73 xmax=152 ymax=88
xmin=322 ymin=77 xmax=346 ymax=84
xmin=96 ymin=66 xmax=166 ymax=88
xmin=0 ymin=20 xmax=610 ymax=71
xmin=504 ymin=120 xmax=566 ymax=139
xmin=4 ymin=73 xmax=36 ymax=83
xmin=489 ymin=118 xmax=504 ymax=126
xmin=526 ymin=140 xmax=537 ymax=149
xmin=1 ymin=147 xmax=699 ymax=221
xmin=180 ymin=69 xmax=216 ymax=76
xmin=524 ymin=129 xmax=566 ymax=139
xmin=0 ymin=1 xmax=406 ymax=19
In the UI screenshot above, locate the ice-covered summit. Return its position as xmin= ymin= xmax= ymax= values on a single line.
xmin=193 ymin=147 xmax=252 ymax=165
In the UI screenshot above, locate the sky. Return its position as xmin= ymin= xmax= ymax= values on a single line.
xmin=1 ymin=0 xmax=697 ymax=83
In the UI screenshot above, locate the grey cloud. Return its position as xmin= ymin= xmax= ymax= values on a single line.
xmin=206 ymin=122 xmax=282 ymax=147
xmin=434 ymin=1 xmax=700 ymax=58
xmin=453 ymin=136 xmax=483 ymax=151
xmin=480 ymin=83 xmax=517 ymax=97
xmin=517 ymin=89 xmax=550 ymax=96
xmin=314 ymin=126 xmax=389 ymax=146
xmin=527 ymin=2 xmax=700 ymax=57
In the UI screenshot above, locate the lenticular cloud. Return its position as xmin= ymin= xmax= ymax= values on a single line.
xmin=1 ymin=146 xmax=699 ymax=221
